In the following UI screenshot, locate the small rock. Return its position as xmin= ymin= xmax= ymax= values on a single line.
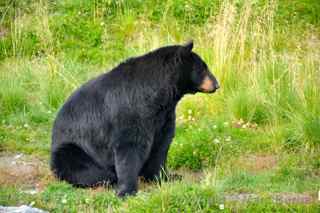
xmin=14 ymin=154 xmax=23 ymax=160
xmin=219 ymin=204 xmax=224 ymax=210
xmin=225 ymin=193 xmax=259 ymax=202
xmin=0 ymin=205 xmax=48 ymax=213
xmin=23 ymin=189 xmax=38 ymax=195
xmin=272 ymin=193 xmax=313 ymax=204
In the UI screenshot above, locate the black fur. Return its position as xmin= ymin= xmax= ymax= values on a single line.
xmin=50 ymin=42 xmax=219 ymax=197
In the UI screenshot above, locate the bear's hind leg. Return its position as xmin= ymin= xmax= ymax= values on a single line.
xmin=51 ymin=143 xmax=117 ymax=187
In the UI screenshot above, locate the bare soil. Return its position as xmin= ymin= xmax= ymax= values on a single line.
xmin=0 ymin=27 xmax=7 ymax=38
xmin=0 ymin=152 xmax=317 ymax=204
xmin=0 ymin=153 xmax=52 ymax=191
xmin=225 ymin=192 xmax=315 ymax=204
xmin=238 ymin=154 xmax=278 ymax=173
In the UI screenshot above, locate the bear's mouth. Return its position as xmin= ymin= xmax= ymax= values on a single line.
xmin=199 ymin=76 xmax=218 ymax=93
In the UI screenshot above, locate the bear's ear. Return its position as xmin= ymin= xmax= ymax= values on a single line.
xmin=183 ymin=40 xmax=193 ymax=52
xmin=178 ymin=40 xmax=193 ymax=57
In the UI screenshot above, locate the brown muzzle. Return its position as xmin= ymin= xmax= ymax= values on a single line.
xmin=199 ymin=75 xmax=219 ymax=93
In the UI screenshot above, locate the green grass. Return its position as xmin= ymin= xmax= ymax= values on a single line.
xmin=1 ymin=181 xmax=319 ymax=213
xmin=1 ymin=0 xmax=320 ymax=211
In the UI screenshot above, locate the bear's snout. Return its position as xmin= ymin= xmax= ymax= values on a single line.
xmin=199 ymin=75 xmax=219 ymax=93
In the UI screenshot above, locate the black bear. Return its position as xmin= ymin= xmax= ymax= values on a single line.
xmin=50 ymin=41 xmax=219 ymax=197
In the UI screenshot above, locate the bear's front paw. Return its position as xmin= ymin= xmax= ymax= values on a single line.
xmin=117 ymin=189 xmax=137 ymax=198
xmin=117 ymin=184 xmax=137 ymax=198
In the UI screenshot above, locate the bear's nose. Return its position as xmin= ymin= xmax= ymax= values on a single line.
xmin=215 ymin=82 xmax=220 ymax=90
xmin=199 ymin=76 xmax=214 ymax=92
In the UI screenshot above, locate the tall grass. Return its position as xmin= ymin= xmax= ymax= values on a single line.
xmin=0 ymin=0 xmax=319 ymax=162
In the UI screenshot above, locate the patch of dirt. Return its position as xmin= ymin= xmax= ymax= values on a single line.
xmin=175 ymin=168 xmax=204 ymax=183
xmin=272 ymin=192 xmax=315 ymax=204
xmin=0 ymin=27 xmax=8 ymax=38
xmin=238 ymin=154 xmax=278 ymax=173
xmin=138 ymin=169 xmax=204 ymax=192
xmin=225 ymin=193 xmax=259 ymax=202
xmin=0 ymin=153 xmax=52 ymax=191
xmin=0 ymin=152 xmax=316 ymax=206
xmin=224 ymin=192 xmax=316 ymax=204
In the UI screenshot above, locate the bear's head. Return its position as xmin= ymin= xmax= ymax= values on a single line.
xmin=176 ymin=41 xmax=219 ymax=94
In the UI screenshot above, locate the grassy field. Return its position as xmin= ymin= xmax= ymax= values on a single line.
xmin=0 ymin=0 xmax=320 ymax=212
